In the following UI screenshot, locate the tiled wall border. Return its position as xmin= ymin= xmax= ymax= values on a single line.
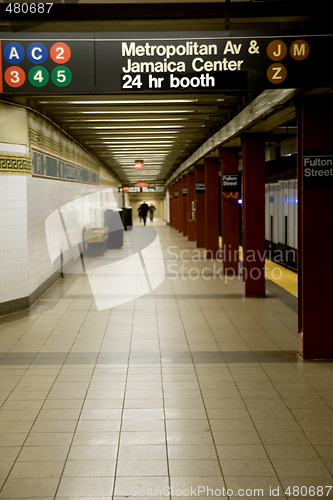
xmin=0 ymin=156 xmax=31 ymax=174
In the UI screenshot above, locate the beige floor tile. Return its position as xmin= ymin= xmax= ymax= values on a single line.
xmin=63 ymin=460 xmax=116 ymax=477
xmin=224 ymin=476 xmax=282 ymax=498
xmin=119 ymin=431 xmax=166 ymax=445
xmin=117 ymin=445 xmax=167 ymax=461
xmin=0 ymin=463 xmax=14 ymax=479
xmin=266 ymin=444 xmax=319 ymax=460
xmin=67 ymin=445 xmax=118 ymax=461
xmin=79 ymin=408 xmax=122 ymax=420
xmin=169 ymin=459 xmax=221 ymax=477
xmin=116 ymin=459 xmax=168 ymax=477
xmin=57 ymin=476 xmax=114 ymax=497
xmin=114 ymin=476 xmax=169 ymax=497
xmin=17 ymin=445 xmax=70 ymax=462
xmin=216 ymin=444 xmax=268 ymax=460
xmin=9 ymin=461 xmax=64 ymax=478
xmin=0 ymin=433 xmax=28 ymax=447
xmin=166 ymin=419 xmax=210 ymax=433
xmin=169 ymin=477 xmax=225 ymax=495
xmin=72 ymin=431 xmax=119 ymax=446
xmin=272 ymin=458 xmax=331 ymax=477
xmin=0 ymin=477 xmax=59 ymax=498
xmin=259 ymin=431 xmax=311 ymax=446
xmin=210 ymin=419 xmax=256 ymax=432
xmin=24 ymin=432 xmax=73 ymax=446
xmin=212 ymin=430 xmax=262 ymax=445
xmin=167 ymin=444 xmax=218 ymax=460
xmin=220 ymin=459 xmax=276 ymax=477
xmin=122 ymin=409 xmax=164 ymax=420
xmin=121 ymin=419 xmax=165 ymax=432
xmin=76 ymin=419 xmax=121 ymax=432
xmin=30 ymin=420 xmax=77 ymax=433
xmin=166 ymin=431 xmax=214 ymax=445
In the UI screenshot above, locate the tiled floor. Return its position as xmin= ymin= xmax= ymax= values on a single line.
xmin=0 ymin=221 xmax=332 ymax=499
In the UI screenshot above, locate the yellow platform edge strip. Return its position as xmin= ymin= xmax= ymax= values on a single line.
xmin=218 ymin=239 xmax=297 ymax=297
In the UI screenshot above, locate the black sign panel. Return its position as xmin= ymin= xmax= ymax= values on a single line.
xmin=196 ymin=181 xmax=205 ymax=194
xmin=1 ymin=33 xmax=333 ymax=93
xmin=303 ymin=153 xmax=333 ymax=190
xmin=223 ymin=173 xmax=241 ymax=193
xmin=32 ymin=151 xmax=99 ymax=184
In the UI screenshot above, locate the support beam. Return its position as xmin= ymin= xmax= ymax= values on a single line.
xmin=204 ymin=157 xmax=220 ymax=257
xmin=297 ymin=96 xmax=333 ymax=359
xmin=242 ymin=136 xmax=266 ymax=297
xmin=194 ymin=164 xmax=205 ymax=248
xmin=220 ymin=148 xmax=240 ymax=275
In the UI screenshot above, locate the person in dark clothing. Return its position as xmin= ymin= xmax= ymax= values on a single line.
xmin=149 ymin=203 xmax=156 ymax=222
xmin=139 ymin=201 xmax=149 ymax=225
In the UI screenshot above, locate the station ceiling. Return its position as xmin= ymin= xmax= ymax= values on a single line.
xmin=0 ymin=0 xmax=331 ymax=187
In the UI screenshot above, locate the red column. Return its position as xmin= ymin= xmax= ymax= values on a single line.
xmin=178 ymin=178 xmax=184 ymax=234
xmin=187 ymin=172 xmax=196 ymax=242
xmin=297 ymin=96 xmax=333 ymax=359
xmin=241 ymin=136 xmax=266 ymax=297
xmin=220 ymin=148 xmax=240 ymax=275
xmin=169 ymin=185 xmax=174 ymax=228
xmin=204 ymin=157 xmax=220 ymax=257
xmin=194 ymin=164 xmax=205 ymax=248
xmin=181 ymin=176 xmax=188 ymax=236
xmin=174 ymin=180 xmax=180 ymax=231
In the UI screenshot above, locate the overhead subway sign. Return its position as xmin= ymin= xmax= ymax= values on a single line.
xmin=0 ymin=32 xmax=332 ymax=93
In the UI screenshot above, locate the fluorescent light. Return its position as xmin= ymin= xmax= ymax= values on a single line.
xmin=80 ymin=110 xmax=194 ymax=114
xmin=94 ymin=141 xmax=175 ymax=145
xmin=85 ymin=136 xmax=179 ymax=142
xmin=69 ymin=125 xmax=186 ymax=130
xmin=62 ymin=118 xmax=191 ymax=123
xmin=68 ymin=99 xmax=198 ymax=105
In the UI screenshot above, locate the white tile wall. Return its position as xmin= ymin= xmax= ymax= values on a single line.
xmin=27 ymin=177 xmax=120 ymax=296
xmin=0 ymin=174 xmax=120 ymax=306
xmin=0 ymin=175 xmax=28 ymax=303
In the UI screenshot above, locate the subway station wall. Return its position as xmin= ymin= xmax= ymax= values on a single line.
xmin=0 ymin=103 xmax=120 ymax=314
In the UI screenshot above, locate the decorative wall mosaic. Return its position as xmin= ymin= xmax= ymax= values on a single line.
xmin=0 ymin=156 xmax=31 ymax=173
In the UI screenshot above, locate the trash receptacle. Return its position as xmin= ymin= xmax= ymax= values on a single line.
xmin=104 ymin=209 xmax=124 ymax=248
xmin=122 ymin=207 xmax=133 ymax=230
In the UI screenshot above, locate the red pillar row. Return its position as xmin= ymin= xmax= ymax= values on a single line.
xmin=297 ymin=96 xmax=333 ymax=359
